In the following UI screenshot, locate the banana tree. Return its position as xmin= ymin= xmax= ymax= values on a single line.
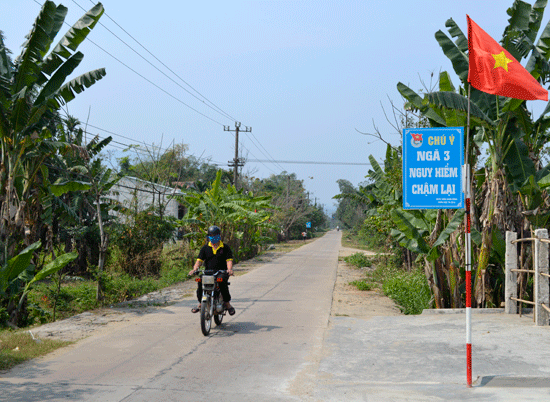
xmin=397 ymin=0 xmax=550 ymax=306
xmin=0 ymin=241 xmax=77 ymax=327
xmin=0 ymin=1 xmax=106 ymax=263
xmin=176 ymin=170 xmax=275 ymax=260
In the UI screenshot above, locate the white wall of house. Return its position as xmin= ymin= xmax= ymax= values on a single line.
xmin=107 ymin=176 xmax=184 ymax=219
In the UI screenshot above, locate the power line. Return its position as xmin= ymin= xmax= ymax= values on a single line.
xmin=72 ymin=0 xmax=236 ymax=122
xmin=31 ymin=0 xmax=226 ymax=126
xmin=247 ymin=160 xmax=372 ymax=166
xmin=243 ymin=131 xmax=285 ymax=172
xmin=60 ymin=115 xmax=226 ymax=166
xmin=32 ymin=1 xmax=278 ymax=176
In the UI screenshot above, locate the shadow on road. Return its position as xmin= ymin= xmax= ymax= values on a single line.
xmin=0 ymin=380 xmax=100 ymax=402
xmin=212 ymin=321 xmax=281 ymax=336
xmin=478 ymin=376 xmax=550 ymax=388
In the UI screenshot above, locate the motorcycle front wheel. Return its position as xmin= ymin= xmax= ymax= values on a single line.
xmin=214 ymin=293 xmax=224 ymax=326
xmin=200 ymin=299 xmax=212 ymax=336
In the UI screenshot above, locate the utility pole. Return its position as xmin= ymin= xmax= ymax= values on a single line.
xmin=224 ymin=122 xmax=250 ymax=189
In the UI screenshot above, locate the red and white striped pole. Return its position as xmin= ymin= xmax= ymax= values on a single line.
xmin=465 ymin=84 xmax=472 ymax=388
xmin=465 ymin=170 xmax=472 ymax=387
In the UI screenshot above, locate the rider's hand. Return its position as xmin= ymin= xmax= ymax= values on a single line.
xmin=227 ymin=269 xmax=234 ymax=276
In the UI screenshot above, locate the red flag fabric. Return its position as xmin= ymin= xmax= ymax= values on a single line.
xmin=467 ymin=15 xmax=548 ymax=101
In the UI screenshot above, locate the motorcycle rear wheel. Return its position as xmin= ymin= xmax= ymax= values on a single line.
xmin=200 ymin=299 xmax=212 ymax=336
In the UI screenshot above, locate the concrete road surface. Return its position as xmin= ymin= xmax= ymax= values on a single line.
xmin=2 ymin=230 xmax=550 ymax=401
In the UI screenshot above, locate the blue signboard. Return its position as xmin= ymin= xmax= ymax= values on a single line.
xmin=403 ymin=127 xmax=463 ymax=209
xmin=306 ymin=222 xmax=311 ymax=228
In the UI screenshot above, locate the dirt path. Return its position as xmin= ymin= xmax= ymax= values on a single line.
xmin=29 ymin=242 xmax=401 ymax=342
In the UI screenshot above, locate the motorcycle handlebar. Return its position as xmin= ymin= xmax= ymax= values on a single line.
xmin=188 ymin=269 xmax=232 ymax=277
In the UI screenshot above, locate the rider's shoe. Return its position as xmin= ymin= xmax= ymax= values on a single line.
xmin=191 ymin=304 xmax=200 ymax=313
xmin=225 ymin=302 xmax=235 ymax=315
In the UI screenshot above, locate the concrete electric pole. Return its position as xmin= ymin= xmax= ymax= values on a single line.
xmin=224 ymin=122 xmax=251 ymax=189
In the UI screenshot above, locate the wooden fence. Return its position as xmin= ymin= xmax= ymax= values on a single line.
xmin=505 ymin=229 xmax=550 ymax=326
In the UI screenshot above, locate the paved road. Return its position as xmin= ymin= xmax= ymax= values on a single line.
xmin=3 ymin=230 xmax=550 ymax=401
xmin=2 ymin=231 xmax=340 ymax=401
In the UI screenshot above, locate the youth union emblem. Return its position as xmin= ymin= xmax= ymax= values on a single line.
xmin=411 ymin=132 xmax=423 ymax=148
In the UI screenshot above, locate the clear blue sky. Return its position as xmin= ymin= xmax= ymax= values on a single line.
xmin=3 ymin=1 xmax=549 ymax=214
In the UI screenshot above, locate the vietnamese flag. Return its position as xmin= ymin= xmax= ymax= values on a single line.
xmin=467 ymin=15 xmax=548 ymax=101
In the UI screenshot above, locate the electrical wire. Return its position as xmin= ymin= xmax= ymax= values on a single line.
xmin=243 ymin=132 xmax=285 ymax=172
xmin=247 ymin=159 xmax=372 ymax=166
xmin=31 ymin=0 xmax=226 ymax=126
xmin=74 ymin=0 xmax=285 ymax=174
xmin=70 ymin=0 xmax=236 ymax=122
xmin=30 ymin=0 xmax=281 ymax=176
xmin=84 ymin=0 xmax=236 ymax=122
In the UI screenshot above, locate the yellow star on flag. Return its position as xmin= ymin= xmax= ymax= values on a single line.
xmin=492 ymin=51 xmax=513 ymax=72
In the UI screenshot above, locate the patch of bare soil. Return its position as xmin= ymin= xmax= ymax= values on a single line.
xmin=331 ymin=247 xmax=402 ymax=319
xmin=29 ymin=242 xmax=400 ymax=342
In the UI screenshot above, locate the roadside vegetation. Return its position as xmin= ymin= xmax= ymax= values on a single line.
xmin=343 ymin=252 xmax=431 ymax=315
xmin=0 ymin=331 xmax=72 ymax=371
xmin=334 ymin=0 xmax=550 ymax=312
xmin=0 ymin=2 xmax=329 ymax=370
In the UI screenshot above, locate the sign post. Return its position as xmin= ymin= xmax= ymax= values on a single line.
xmin=403 ymin=126 xmax=469 ymax=386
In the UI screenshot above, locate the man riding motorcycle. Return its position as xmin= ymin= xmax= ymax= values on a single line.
xmin=189 ymin=225 xmax=235 ymax=316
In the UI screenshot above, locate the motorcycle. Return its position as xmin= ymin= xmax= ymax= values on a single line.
xmin=194 ymin=269 xmax=230 ymax=335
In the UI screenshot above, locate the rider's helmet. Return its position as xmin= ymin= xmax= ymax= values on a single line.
xmin=207 ymin=225 xmax=221 ymax=244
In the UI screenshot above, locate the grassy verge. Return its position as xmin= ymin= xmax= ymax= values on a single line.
xmin=343 ymin=252 xmax=432 ymax=315
xmin=341 ymin=232 xmax=374 ymax=251
xmin=0 ymin=331 xmax=72 ymax=370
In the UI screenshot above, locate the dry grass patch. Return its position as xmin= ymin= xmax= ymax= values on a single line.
xmin=0 ymin=330 xmax=72 ymax=371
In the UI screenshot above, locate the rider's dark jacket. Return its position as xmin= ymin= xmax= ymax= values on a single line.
xmin=197 ymin=241 xmax=233 ymax=273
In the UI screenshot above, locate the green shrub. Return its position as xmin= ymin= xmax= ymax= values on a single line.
xmin=343 ymin=252 xmax=372 ymax=268
xmin=102 ymin=273 xmax=158 ymax=303
xmin=382 ymin=268 xmax=431 ymax=315
xmin=109 ymin=211 xmax=176 ymax=278
xmin=27 ymin=281 xmax=98 ymax=321
xmin=350 ymin=280 xmax=375 ymax=291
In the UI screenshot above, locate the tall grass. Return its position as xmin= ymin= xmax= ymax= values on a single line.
xmin=382 ymin=268 xmax=431 ymax=315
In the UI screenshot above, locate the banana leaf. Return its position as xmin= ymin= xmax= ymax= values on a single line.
xmin=0 ymin=33 xmax=13 ymax=78
xmin=56 ymin=68 xmax=106 ymax=105
xmin=42 ymin=2 xmax=104 ymax=77
xmin=526 ymin=18 xmax=550 ymax=72
xmin=427 ymin=209 xmax=465 ymax=262
xmin=0 ymin=241 xmax=42 ymax=294
xmin=427 ymin=91 xmax=495 ymax=127
xmin=434 ymin=29 xmax=468 ymax=83
xmin=19 ymin=251 xmax=78 ymax=309
xmin=50 ymin=179 xmax=92 ymax=196
xmin=35 ymin=51 xmax=84 ymax=105
xmin=438 ymin=71 xmax=455 ymax=92
xmin=14 ymin=1 xmax=56 ymax=93
xmin=397 ymin=83 xmax=446 ymax=126
xmin=444 ymin=18 xmax=468 ymax=53
xmin=503 ymin=136 xmax=536 ymax=191
xmin=390 ymin=210 xmax=430 ymax=255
